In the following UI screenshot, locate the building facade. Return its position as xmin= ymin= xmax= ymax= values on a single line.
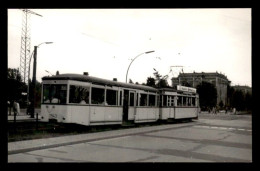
xmin=232 ymin=85 xmax=252 ymax=95
xmin=172 ymin=72 xmax=230 ymax=106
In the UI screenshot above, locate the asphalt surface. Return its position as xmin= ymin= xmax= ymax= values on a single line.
xmin=7 ymin=112 xmax=252 ymax=163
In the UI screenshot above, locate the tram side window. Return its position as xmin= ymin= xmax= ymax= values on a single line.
xmin=91 ymin=87 xmax=105 ymax=105
xmin=69 ymin=85 xmax=90 ymax=104
xmin=43 ymin=84 xmax=67 ymax=104
xmin=119 ymin=91 xmax=122 ymax=106
xmin=106 ymin=89 xmax=118 ymax=105
xmin=140 ymin=93 xmax=148 ymax=106
xmin=183 ymin=96 xmax=187 ymax=106
xmin=188 ymin=97 xmax=192 ymax=106
xmin=170 ymin=96 xmax=175 ymax=106
xmin=192 ymin=97 xmax=196 ymax=106
xmin=177 ymin=96 xmax=182 ymax=106
xmin=163 ymin=95 xmax=167 ymax=106
xmin=129 ymin=92 xmax=135 ymax=106
xmin=149 ymin=94 xmax=156 ymax=106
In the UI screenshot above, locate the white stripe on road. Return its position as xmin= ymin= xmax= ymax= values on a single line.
xmin=194 ymin=125 xmax=251 ymax=132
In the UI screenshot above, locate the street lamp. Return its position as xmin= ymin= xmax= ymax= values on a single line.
xmin=125 ymin=50 xmax=155 ymax=83
xmin=29 ymin=42 xmax=53 ymax=118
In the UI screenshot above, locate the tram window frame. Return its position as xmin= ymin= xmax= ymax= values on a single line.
xmin=69 ymin=85 xmax=90 ymax=104
xmin=157 ymin=95 xmax=160 ymax=107
xmin=42 ymin=84 xmax=67 ymax=104
xmin=136 ymin=93 xmax=139 ymax=106
xmin=149 ymin=94 xmax=156 ymax=107
xmin=91 ymin=87 xmax=105 ymax=105
xmin=140 ymin=93 xmax=148 ymax=106
xmin=106 ymin=89 xmax=118 ymax=106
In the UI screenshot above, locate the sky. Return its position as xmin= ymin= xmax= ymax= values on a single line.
xmin=8 ymin=8 xmax=252 ymax=87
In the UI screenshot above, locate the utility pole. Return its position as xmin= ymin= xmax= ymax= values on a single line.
xmin=19 ymin=9 xmax=42 ymax=84
xmin=30 ymin=46 xmax=37 ymax=118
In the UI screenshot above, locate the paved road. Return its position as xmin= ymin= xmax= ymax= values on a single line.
xmin=8 ymin=114 xmax=252 ymax=163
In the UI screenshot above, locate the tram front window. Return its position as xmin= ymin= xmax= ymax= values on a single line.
xmin=43 ymin=84 xmax=67 ymax=104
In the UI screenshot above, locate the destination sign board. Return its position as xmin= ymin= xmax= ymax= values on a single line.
xmin=177 ymin=85 xmax=196 ymax=93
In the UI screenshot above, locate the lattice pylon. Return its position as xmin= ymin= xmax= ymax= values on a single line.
xmin=19 ymin=9 xmax=31 ymax=84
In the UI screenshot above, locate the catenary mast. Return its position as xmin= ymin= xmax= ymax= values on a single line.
xmin=19 ymin=9 xmax=42 ymax=83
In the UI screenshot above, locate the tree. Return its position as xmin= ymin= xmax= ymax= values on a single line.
xmin=146 ymin=77 xmax=156 ymax=87
xmin=227 ymin=84 xmax=235 ymax=108
xmin=245 ymin=92 xmax=252 ymax=111
xmin=232 ymin=90 xmax=245 ymax=111
xmin=153 ymin=68 xmax=169 ymax=88
xmin=7 ymin=68 xmax=27 ymax=107
xmin=196 ymin=81 xmax=217 ymax=110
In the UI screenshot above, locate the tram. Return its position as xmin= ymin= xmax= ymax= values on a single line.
xmin=40 ymin=73 xmax=199 ymax=126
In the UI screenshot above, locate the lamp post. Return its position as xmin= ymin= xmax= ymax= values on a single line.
xmin=125 ymin=50 xmax=154 ymax=83
xmin=30 ymin=42 xmax=53 ymax=118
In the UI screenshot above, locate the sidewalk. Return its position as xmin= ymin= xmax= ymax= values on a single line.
xmin=8 ymin=108 xmax=41 ymax=121
xmin=199 ymin=111 xmax=251 ymax=115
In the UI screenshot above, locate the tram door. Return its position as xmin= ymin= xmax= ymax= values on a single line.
xmin=128 ymin=91 xmax=135 ymax=120
xmin=123 ymin=90 xmax=129 ymax=122
xmin=123 ymin=90 xmax=135 ymax=122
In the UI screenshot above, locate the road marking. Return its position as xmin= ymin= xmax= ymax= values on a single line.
xmin=211 ymin=127 xmax=218 ymax=129
xmin=237 ymin=129 xmax=245 ymax=131
xmin=218 ymin=127 xmax=228 ymax=130
xmin=194 ymin=125 xmax=251 ymax=132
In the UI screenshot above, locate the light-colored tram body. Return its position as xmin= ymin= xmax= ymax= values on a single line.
xmin=41 ymin=74 xmax=159 ymax=126
xmin=159 ymin=87 xmax=199 ymax=121
xmin=41 ymin=74 xmax=199 ymax=126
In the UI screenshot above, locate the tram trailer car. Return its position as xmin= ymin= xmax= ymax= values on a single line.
xmin=40 ymin=73 xmax=199 ymax=126
xmin=159 ymin=87 xmax=199 ymax=121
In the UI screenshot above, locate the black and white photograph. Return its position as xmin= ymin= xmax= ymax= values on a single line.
xmin=7 ymin=8 xmax=252 ymax=163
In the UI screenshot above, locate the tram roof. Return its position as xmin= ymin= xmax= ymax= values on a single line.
xmin=42 ymin=74 xmax=158 ymax=92
xmin=159 ymin=88 xmax=178 ymax=92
